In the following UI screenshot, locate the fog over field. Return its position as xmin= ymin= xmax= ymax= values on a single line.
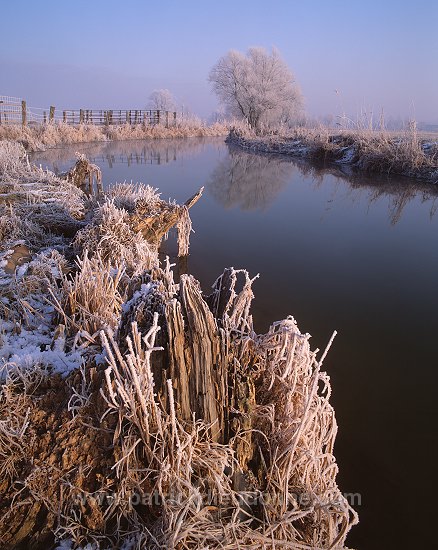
xmin=1 ymin=0 xmax=437 ymax=125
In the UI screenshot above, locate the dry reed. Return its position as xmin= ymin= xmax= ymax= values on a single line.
xmin=104 ymin=182 xmax=161 ymax=213
xmin=73 ymin=200 xmax=158 ymax=275
xmin=228 ymin=125 xmax=438 ymax=182
xmin=0 ymin=140 xmax=86 ymax=220
xmin=55 ymin=251 xmax=125 ymax=340
xmin=0 ymin=120 xmax=230 ymax=153
xmin=0 ymin=138 xmax=358 ymax=549
xmin=73 ymin=266 xmax=358 ymax=549
xmin=0 ymin=380 xmax=30 ymax=481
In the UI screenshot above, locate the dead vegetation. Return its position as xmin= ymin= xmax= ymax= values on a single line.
xmin=0 ymin=140 xmax=358 ymax=548
xmin=228 ymin=125 xmax=438 ymax=183
xmin=0 ymin=120 xmax=231 ymax=153
xmin=64 ymin=153 xmax=103 ymax=196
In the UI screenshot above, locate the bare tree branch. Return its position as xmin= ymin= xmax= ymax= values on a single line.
xmin=209 ymin=47 xmax=303 ymax=131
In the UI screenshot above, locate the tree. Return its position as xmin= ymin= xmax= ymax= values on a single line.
xmin=209 ymin=47 xmax=303 ymax=131
xmin=148 ymin=89 xmax=176 ymax=111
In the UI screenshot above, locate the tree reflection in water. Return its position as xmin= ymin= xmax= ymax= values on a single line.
xmin=208 ymin=144 xmax=438 ymax=224
xmin=207 ymin=145 xmax=296 ymax=210
xmin=34 ymin=138 xmax=438 ymax=225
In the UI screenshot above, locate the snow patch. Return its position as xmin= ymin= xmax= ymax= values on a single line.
xmin=121 ymin=282 xmax=154 ymax=313
xmin=0 ymin=322 xmax=84 ymax=377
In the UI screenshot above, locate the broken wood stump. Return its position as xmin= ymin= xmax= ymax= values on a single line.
xmin=64 ymin=152 xmax=103 ymax=197
xmin=129 ymin=186 xmax=203 ymax=255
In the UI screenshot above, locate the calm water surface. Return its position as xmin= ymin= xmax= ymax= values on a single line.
xmin=35 ymin=138 xmax=438 ymax=549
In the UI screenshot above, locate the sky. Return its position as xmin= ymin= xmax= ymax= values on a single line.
xmin=1 ymin=0 xmax=437 ymax=124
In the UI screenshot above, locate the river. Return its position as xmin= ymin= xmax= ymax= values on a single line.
xmin=34 ymin=137 xmax=438 ymax=549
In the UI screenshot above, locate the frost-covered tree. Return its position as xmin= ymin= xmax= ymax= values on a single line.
xmin=148 ymin=89 xmax=176 ymax=111
xmin=209 ymin=47 xmax=303 ymax=131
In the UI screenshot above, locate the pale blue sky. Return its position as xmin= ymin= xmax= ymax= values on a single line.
xmin=1 ymin=0 xmax=437 ymax=122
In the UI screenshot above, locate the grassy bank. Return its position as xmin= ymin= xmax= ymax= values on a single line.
xmin=227 ymin=126 xmax=438 ymax=183
xmin=0 ymin=141 xmax=357 ymax=548
xmin=0 ymin=119 xmax=230 ymax=152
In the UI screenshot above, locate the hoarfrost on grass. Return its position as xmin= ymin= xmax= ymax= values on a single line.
xmin=0 ymin=321 xmax=84 ymax=378
xmin=121 ymin=282 xmax=154 ymax=314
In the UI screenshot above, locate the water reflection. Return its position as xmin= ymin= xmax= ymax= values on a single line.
xmin=33 ymin=138 xmax=218 ymax=174
xmin=303 ymin=161 xmax=438 ymax=225
xmin=32 ymin=137 xmax=438 ymax=549
xmin=207 ymin=144 xmax=438 ymax=224
xmin=207 ymin=144 xmax=296 ymax=210
xmin=35 ymin=139 xmax=438 ymax=226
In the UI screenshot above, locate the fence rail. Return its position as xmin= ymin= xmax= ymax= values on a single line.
xmin=0 ymin=95 xmax=178 ymax=127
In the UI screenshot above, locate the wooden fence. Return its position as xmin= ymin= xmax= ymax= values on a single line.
xmin=0 ymin=96 xmax=178 ymax=127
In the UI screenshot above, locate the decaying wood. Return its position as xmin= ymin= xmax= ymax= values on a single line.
xmin=0 ymin=263 xmax=357 ymax=549
xmin=64 ymin=152 xmax=103 ymax=196
xmin=129 ymin=186 xmax=203 ymax=253
xmin=116 ymin=267 xmax=254 ymax=449
xmin=0 ymin=147 xmax=357 ymax=548
xmin=167 ymin=275 xmax=227 ymax=441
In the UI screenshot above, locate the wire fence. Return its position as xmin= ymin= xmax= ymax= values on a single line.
xmin=0 ymin=96 xmax=24 ymax=124
xmin=0 ymin=95 xmax=178 ymax=127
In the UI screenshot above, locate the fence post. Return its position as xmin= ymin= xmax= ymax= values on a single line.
xmin=43 ymin=111 xmax=47 ymax=124
xmin=166 ymin=111 xmax=169 ymax=128
xmin=79 ymin=109 xmax=84 ymax=123
xmin=21 ymin=100 xmax=27 ymax=126
xmin=49 ymin=106 xmax=55 ymax=122
xmin=63 ymin=111 xmax=66 ymax=123
xmin=157 ymin=110 xmax=160 ymax=125
xmin=174 ymin=111 xmax=177 ymax=126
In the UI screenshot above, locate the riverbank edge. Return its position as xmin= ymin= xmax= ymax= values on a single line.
xmin=0 ymin=121 xmax=231 ymax=153
xmin=0 ymin=142 xmax=358 ymax=549
xmin=226 ymin=128 xmax=438 ymax=184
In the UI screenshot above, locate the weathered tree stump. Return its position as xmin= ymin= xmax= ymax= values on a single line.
xmin=129 ymin=187 xmax=203 ymax=253
xmin=64 ymin=153 xmax=103 ymax=197
xmin=0 ymin=149 xmax=357 ymax=548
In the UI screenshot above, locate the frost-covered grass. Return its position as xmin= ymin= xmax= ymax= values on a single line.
xmin=0 ymin=141 xmax=85 ymax=222
xmin=228 ymin=125 xmax=438 ymax=182
xmin=0 ymin=249 xmax=84 ymax=378
xmin=0 ymin=118 xmax=230 ymax=152
xmin=0 ymin=137 xmax=357 ymax=549
xmin=0 ymin=143 xmax=184 ymax=380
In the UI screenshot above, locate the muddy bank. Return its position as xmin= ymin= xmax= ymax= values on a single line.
xmin=0 ymin=141 xmax=357 ymax=548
